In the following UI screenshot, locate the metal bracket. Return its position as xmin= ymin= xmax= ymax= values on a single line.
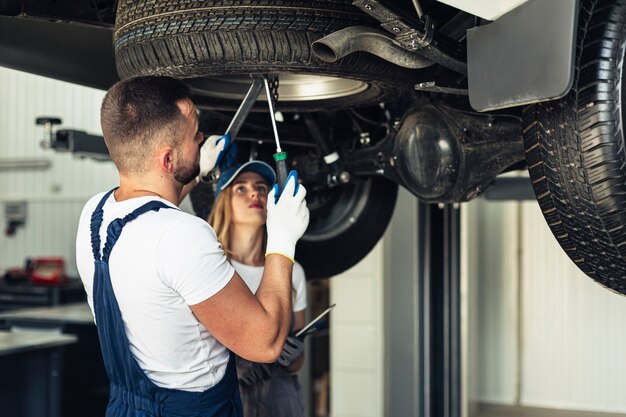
xmin=415 ymin=81 xmax=468 ymax=95
xmin=35 ymin=117 xmax=62 ymax=149
xmin=35 ymin=117 xmax=111 ymax=161
xmin=353 ymin=0 xmax=433 ymax=50
xmin=395 ymin=15 xmax=434 ymax=50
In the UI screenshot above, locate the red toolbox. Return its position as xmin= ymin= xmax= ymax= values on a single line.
xmin=29 ymin=257 xmax=66 ymax=284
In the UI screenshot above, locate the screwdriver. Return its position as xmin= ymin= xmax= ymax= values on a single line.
xmin=263 ymin=76 xmax=291 ymax=198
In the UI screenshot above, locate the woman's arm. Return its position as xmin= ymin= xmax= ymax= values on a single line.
xmin=285 ymin=309 xmax=306 ymax=372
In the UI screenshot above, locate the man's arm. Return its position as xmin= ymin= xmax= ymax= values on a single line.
xmin=190 ymin=253 xmax=293 ymax=363
xmin=191 ymin=173 xmax=308 ymax=363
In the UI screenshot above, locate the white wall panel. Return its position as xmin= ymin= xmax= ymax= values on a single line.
xmin=464 ymin=198 xmax=519 ymax=405
xmin=383 ymin=188 xmax=421 ymax=417
xmin=0 ymin=67 xmax=118 ymax=277
xmin=519 ymin=202 xmax=626 ymax=413
xmin=466 ymin=196 xmax=626 ymax=413
xmin=330 ymin=241 xmax=385 ymax=417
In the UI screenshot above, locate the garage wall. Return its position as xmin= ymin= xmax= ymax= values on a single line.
xmin=384 ymin=188 xmax=420 ymax=417
xmin=329 ymin=238 xmax=386 ymax=417
xmin=465 ymin=199 xmax=520 ymax=406
xmin=329 ymin=187 xmax=420 ymax=417
xmin=519 ymin=201 xmax=626 ymax=412
xmin=466 ymin=197 xmax=626 ymax=413
xmin=7 ymin=66 xmax=626 ymax=414
xmin=0 ymin=67 xmax=116 ymax=277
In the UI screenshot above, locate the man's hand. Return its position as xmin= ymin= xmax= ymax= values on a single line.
xmin=199 ymin=134 xmax=228 ymax=177
xmin=265 ymin=171 xmax=309 ymax=262
xmin=277 ymin=335 xmax=304 ymax=367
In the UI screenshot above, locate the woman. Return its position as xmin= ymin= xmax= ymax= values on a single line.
xmin=208 ymin=160 xmax=307 ymax=417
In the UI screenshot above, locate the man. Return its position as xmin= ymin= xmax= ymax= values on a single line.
xmin=75 ymin=76 xmax=309 ymax=417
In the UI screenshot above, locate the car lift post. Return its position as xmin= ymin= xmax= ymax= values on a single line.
xmin=418 ymin=202 xmax=461 ymax=417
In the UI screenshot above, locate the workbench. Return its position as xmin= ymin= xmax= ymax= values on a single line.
xmin=0 ymin=303 xmax=108 ymax=417
xmin=0 ymin=330 xmax=77 ymax=417
xmin=0 ymin=302 xmax=95 ymax=327
xmin=0 ymin=279 xmax=86 ymax=312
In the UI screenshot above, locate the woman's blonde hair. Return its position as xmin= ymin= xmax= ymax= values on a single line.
xmin=207 ymin=173 xmax=270 ymax=261
xmin=207 ymin=186 xmax=234 ymax=258
xmin=209 ymin=180 xmax=295 ymax=301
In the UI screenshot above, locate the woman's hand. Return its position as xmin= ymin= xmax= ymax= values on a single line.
xmin=277 ymin=335 xmax=304 ymax=367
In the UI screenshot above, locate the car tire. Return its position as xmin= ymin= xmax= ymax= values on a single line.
xmin=523 ymin=0 xmax=626 ymax=291
xmin=296 ymin=177 xmax=398 ymax=280
xmin=112 ymin=0 xmax=419 ymax=111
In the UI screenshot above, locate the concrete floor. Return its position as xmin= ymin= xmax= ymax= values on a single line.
xmin=475 ymin=404 xmax=626 ymax=417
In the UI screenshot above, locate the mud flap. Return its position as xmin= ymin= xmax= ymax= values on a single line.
xmin=467 ymin=0 xmax=579 ymax=111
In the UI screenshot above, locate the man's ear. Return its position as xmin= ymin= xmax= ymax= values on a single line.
xmin=158 ymin=147 xmax=175 ymax=174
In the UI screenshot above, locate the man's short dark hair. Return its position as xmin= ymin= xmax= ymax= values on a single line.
xmin=101 ymin=76 xmax=192 ymax=174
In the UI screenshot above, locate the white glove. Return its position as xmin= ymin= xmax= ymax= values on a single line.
xmin=265 ymin=171 xmax=309 ymax=262
xmin=199 ymin=134 xmax=228 ymax=177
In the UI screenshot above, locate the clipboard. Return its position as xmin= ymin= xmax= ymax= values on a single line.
xmin=295 ymin=304 xmax=336 ymax=338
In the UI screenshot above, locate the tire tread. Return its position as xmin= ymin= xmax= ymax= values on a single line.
xmin=523 ymin=0 xmax=626 ymax=290
xmin=113 ymin=0 xmax=418 ymax=110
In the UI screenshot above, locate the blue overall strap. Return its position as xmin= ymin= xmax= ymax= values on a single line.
xmin=101 ymin=200 xmax=174 ymax=262
xmin=90 ymin=194 xmax=242 ymax=417
xmin=91 ymin=197 xmax=176 ymax=392
xmin=90 ymin=188 xmax=116 ymax=262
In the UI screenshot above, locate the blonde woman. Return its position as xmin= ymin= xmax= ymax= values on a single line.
xmin=208 ymin=161 xmax=307 ymax=417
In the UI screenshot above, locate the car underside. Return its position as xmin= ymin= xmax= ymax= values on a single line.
xmin=2 ymin=0 xmax=625 ymax=287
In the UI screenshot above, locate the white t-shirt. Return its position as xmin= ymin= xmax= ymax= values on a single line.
xmin=76 ymin=191 xmax=235 ymax=392
xmin=231 ymin=260 xmax=307 ymax=313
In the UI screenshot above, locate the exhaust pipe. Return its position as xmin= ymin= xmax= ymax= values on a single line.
xmin=312 ymin=26 xmax=433 ymax=69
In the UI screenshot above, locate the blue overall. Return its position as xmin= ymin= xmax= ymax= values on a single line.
xmin=89 ymin=189 xmax=242 ymax=417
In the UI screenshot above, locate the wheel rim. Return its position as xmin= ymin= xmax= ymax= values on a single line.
xmin=185 ymin=74 xmax=369 ymax=101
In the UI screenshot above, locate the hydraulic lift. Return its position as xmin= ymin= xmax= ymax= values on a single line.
xmin=418 ymin=203 xmax=461 ymax=417
xmin=387 ymin=177 xmax=533 ymax=417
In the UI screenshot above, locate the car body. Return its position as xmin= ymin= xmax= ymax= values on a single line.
xmin=2 ymin=0 xmax=625 ymax=287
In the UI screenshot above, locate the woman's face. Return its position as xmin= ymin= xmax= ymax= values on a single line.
xmin=230 ymin=171 xmax=270 ymax=227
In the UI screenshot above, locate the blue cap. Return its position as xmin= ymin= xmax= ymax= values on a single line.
xmin=215 ymin=161 xmax=276 ymax=199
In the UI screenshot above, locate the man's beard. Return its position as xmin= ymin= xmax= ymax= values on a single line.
xmin=174 ymin=152 xmax=200 ymax=185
